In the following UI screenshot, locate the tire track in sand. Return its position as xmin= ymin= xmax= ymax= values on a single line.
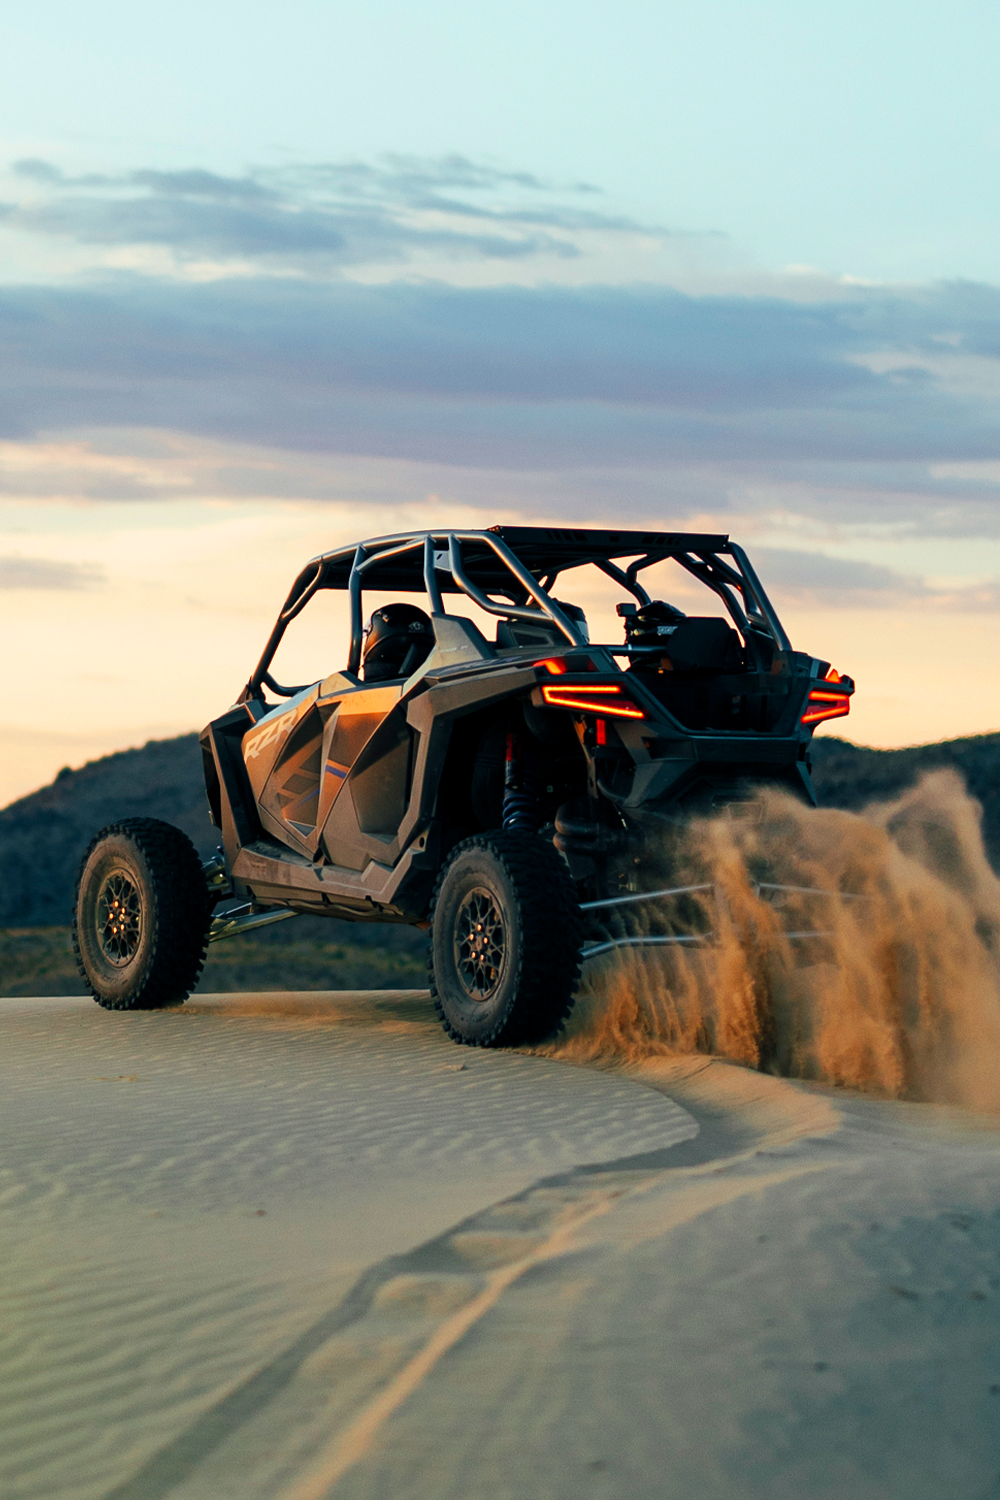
xmin=105 ymin=1059 xmax=839 ymax=1499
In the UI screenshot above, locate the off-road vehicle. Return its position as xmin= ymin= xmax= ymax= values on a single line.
xmin=74 ymin=526 xmax=853 ymax=1044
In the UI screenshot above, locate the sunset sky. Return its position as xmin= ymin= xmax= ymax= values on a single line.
xmin=3 ymin=0 xmax=1000 ymax=804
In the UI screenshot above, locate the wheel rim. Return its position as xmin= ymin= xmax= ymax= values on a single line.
xmin=454 ymin=886 xmax=505 ymax=1001
xmin=96 ymin=871 xmax=143 ymax=966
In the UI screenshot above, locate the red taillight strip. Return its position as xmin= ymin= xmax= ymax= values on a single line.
xmin=541 ymin=683 xmax=645 ymax=719
xmin=801 ymin=689 xmax=851 ymax=725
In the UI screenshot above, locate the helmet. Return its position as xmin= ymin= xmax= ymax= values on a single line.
xmin=618 ymin=599 xmax=686 ymax=647
xmin=362 ymin=603 xmax=434 ymax=682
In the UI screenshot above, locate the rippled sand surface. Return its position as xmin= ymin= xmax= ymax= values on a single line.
xmin=5 ymin=990 xmax=1000 ymax=1500
xmin=0 ymin=990 xmax=694 ymax=1499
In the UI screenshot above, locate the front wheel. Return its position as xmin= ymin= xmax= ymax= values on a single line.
xmin=73 ymin=818 xmax=214 ymax=1010
xmin=428 ymin=831 xmax=583 ymax=1047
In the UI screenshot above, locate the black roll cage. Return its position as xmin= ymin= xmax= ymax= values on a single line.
xmin=240 ymin=525 xmax=791 ymax=702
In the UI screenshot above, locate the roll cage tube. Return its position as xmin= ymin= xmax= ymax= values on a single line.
xmin=238 ymin=528 xmax=789 ymax=702
xmin=241 ymin=530 xmax=586 ymax=700
xmin=346 ymin=534 xmax=584 ymax=676
xmin=599 ymin=546 xmax=792 ymax=659
xmin=424 ymin=533 xmax=445 ymax=617
xmin=446 ymin=534 xmax=582 ymax=642
xmin=595 ymin=559 xmax=652 ymax=607
xmin=670 ymin=550 xmax=791 ymax=660
xmin=727 ymin=544 xmax=792 ymax=651
xmin=239 ymin=558 xmax=327 ymax=702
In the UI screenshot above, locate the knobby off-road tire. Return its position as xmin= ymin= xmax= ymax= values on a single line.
xmin=428 ymin=831 xmax=584 ymax=1047
xmin=73 ymin=818 xmax=214 ymax=1010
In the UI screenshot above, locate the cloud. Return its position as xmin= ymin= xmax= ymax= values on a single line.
xmin=10 ymin=158 xmax=63 ymax=184
xmin=0 ymin=275 xmax=997 ymax=521
xmin=0 ymin=153 xmax=999 ymax=543
xmin=754 ymin=547 xmax=918 ymax=597
xmin=0 ymin=556 xmax=104 ymax=589
xmin=753 ymin=547 xmax=1000 ymax=609
xmin=0 ymin=277 xmax=932 ymax=415
xmin=2 ymin=154 xmax=666 ymax=273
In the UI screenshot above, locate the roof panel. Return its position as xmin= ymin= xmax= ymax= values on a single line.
xmin=307 ymin=526 xmax=732 ymax=594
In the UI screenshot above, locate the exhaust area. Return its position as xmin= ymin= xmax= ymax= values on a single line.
xmin=553 ymin=770 xmax=1000 ymax=1111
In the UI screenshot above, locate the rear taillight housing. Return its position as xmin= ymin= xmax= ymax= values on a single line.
xmin=801 ymin=688 xmax=851 ymax=725
xmin=541 ymin=682 xmax=645 ymax=720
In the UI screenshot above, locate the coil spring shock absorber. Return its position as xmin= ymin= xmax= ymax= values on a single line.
xmin=502 ymin=729 xmax=539 ymax=832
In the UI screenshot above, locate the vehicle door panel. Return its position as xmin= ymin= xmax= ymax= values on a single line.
xmin=242 ymin=678 xmax=412 ymax=865
xmin=319 ymin=694 xmax=417 ymax=870
xmin=315 ymin=682 xmax=408 ymax=867
xmin=241 ymin=687 xmax=334 ymax=854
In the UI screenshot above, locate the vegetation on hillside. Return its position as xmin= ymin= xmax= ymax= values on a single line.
xmin=0 ymin=919 xmax=427 ymax=999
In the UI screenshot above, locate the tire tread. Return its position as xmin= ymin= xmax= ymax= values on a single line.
xmin=73 ymin=817 xmax=213 ymax=1009
xmin=428 ymin=830 xmax=583 ymax=1047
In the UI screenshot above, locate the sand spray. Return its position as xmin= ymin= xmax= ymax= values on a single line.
xmin=551 ymin=770 xmax=1000 ymax=1110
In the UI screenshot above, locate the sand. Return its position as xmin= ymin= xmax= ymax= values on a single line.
xmin=3 ymin=988 xmax=1000 ymax=1499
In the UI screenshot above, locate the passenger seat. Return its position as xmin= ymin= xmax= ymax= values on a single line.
xmin=661 ymin=617 xmax=743 ymax=671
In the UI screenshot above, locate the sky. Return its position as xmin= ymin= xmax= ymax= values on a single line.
xmin=2 ymin=0 xmax=1000 ymax=805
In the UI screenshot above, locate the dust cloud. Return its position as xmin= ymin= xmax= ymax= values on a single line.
xmin=554 ymin=771 xmax=1000 ymax=1111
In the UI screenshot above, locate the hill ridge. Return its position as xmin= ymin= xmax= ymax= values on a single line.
xmin=2 ymin=728 xmax=999 ymax=928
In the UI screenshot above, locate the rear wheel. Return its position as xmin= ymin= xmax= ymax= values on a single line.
xmin=74 ymin=818 xmax=213 ymax=1010
xmin=428 ymin=831 xmax=583 ymax=1047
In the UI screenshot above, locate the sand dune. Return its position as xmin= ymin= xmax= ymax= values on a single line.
xmin=0 ymin=990 xmax=694 ymax=1500
xmin=3 ymin=989 xmax=1000 ymax=1499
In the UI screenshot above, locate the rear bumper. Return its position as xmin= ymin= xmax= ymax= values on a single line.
xmin=622 ymin=734 xmax=815 ymax=815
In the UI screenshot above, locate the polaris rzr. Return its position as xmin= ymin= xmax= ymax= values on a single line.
xmin=74 ymin=526 xmax=853 ymax=1045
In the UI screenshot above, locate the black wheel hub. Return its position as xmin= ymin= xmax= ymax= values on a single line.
xmin=97 ymin=872 xmax=142 ymax=966
xmin=454 ymin=887 xmax=505 ymax=1001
